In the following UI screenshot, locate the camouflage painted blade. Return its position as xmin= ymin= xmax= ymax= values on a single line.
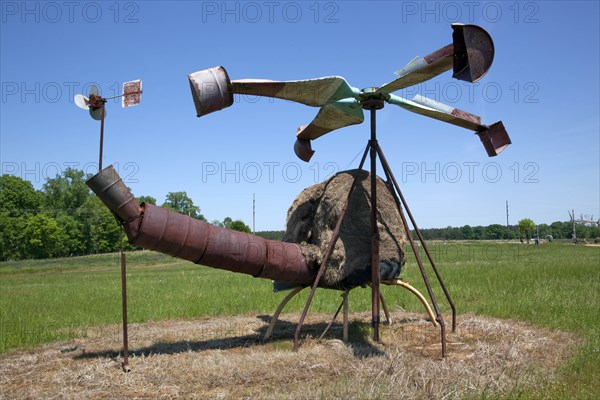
xmin=377 ymin=44 xmax=454 ymax=94
xmin=231 ymin=77 xmax=360 ymax=107
xmin=296 ymin=99 xmax=364 ymax=140
xmin=386 ymin=94 xmax=484 ymax=131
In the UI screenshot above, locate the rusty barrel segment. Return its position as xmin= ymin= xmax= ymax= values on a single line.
xmin=86 ymin=165 xmax=314 ymax=285
xmin=188 ymin=66 xmax=234 ymax=117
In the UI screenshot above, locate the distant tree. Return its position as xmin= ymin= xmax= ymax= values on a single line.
xmin=55 ymin=212 xmax=86 ymax=255
xmin=42 ymin=168 xmax=90 ymax=212
xmin=518 ymin=218 xmax=536 ymax=243
xmin=210 ymin=219 xmax=224 ymax=227
xmin=23 ymin=213 xmax=65 ymax=259
xmin=162 ymin=191 xmax=206 ymax=221
xmin=255 ymin=231 xmax=285 ymax=241
xmin=75 ymin=196 xmax=122 ymax=254
xmin=0 ymin=212 xmax=27 ymax=260
xmin=461 ymin=225 xmax=474 ymax=240
xmin=136 ymin=195 xmax=157 ymax=205
xmin=486 ymin=224 xmax=505 ymax=240
xmin=228 ymin=220 xmax=252 ymax=233
xmin=472 ymin=226 xmax=484 ymax=240
xmin=0 ymin=174 xmax=42 ymax=215
xmin=222 ymin=217 xmax=251 ymax=233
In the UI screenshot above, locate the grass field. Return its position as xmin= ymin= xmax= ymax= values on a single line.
xmin=1 ymin=241 xmax=599 ymax=398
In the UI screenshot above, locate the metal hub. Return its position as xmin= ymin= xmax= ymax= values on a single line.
xmin=360 ymin=87 xmax=386 ymax=110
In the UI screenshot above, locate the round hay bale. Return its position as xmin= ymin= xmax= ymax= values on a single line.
xmin=283 ymin=169 xmax=406 ymax=289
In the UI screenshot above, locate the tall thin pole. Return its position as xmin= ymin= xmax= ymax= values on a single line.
xmin=252 ymin=193 xmax=256 ymax=234
xmin=99 ymin=102 xmax=106 ymax=172
xmin=369 ymin=108 xmax=381 ymax=342
xmin=120 ymin=250 xmax=130 ymax=371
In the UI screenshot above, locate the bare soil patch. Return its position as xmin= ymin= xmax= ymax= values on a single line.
xmin=0 ymin=311 xmax=579 ymax=399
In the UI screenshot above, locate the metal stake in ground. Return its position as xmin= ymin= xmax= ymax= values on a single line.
xmin=120 ymin=249 xmax=130 ymax=372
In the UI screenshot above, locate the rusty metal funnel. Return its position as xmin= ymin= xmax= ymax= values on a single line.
xmin=452 ymin=24 xmax=495 ymax=83
xmin=86 ymin=165 xmax=315 ymax=286
xmin=294 ymin=137 xmax=315 ymax=162
xmin=86 ymin=165 xmax=142 ymax=237
xmin=477 ymin=121 xmax=511 ymax=156
xmin=188 ymin=66 xmax=234 ymax=117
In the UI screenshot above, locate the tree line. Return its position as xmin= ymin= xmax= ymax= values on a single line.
xmin=2 ymin=169 xmax=597 ymax=261
xmin=0 ymin=169 xmax=250 ymax=261
xmin=415 ymin=220 xmax=599 ymax=242
xmin=254 ymin=221 xmax=600 ymax=243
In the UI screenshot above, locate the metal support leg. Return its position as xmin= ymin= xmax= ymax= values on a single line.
xmin=378 ymin=145 xmax=456 ymax=333
xmin=369 ymin=108 xmax=381 ymax=342
xmin=120 ymin=250 xmax=130 ymax=372
xmin=342 ymin=290 xmax=349 ymax=341
xmin=382 ymin=279 xmax=438 ymax=327
xmin=263 ymin=286 xmax=305 ymax=342
xmin=368 ymin=284 xmax=391 ymax=325
xmin=318 ymin=289 xmax=349 ymax=342
xmin=380 ymin=292 xmax=391 ymax=325
xmin=293 ymin=145 xmax=370 ymax=350
xmin=376 ymin=143 xmax=452 ymax=357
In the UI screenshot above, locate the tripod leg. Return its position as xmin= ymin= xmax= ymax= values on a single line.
xmin=293 ymin=143 xmax=371 ymax=350
xmin=375 ymin=143 xmax=448 ymax=357
xmin=377 ymin=145 xmax=456 ymax=333
xmin=380 ymin=291 xmax=391 ymax=325
xmin=263 ymin=286 xmax=304 ymax=342
xmin=342 ymin=289 xmax=349 ymax=341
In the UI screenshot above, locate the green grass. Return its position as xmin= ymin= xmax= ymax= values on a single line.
xmin=1 ymin=242 xmax=598 ymax=398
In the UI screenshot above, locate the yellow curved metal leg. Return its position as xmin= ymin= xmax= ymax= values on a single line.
xmin=263 ymin=286 xmax=305 ymax=342
xmin=382 ymin=279 xmax=438 ymax=327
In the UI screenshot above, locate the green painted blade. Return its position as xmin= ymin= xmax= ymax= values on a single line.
xmin=377 ymin=45 xmax=454 ymax=94
xmin=296 ymin=99 xmax=364 ymax=140
xmin=231 ymin=77 xmax=360 ymax=107
xmin=386 ymin=94 xmax=484 ymax=131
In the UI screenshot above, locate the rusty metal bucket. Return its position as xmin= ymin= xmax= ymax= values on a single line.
xmin=452 ymin=24 xmax=495 ymax=83
xmin=188 ymin=66 xmax=234 ymax=117
xmin=477 ymin=121 xmax=511 ymax=156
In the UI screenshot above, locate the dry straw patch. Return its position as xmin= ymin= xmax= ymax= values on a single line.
xmin=0 ymin=312 xmax=578 ymax=399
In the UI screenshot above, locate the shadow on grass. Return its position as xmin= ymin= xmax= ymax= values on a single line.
xmin=73 ymin=316 xmax=383 ymax=360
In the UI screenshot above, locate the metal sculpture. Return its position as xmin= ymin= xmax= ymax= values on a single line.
xmin=75 ymin=80 xmax=141 ymax=370
xmin=84 ymin=23 xmax=511 ymax=361
xmin=185 ymin=23 xmax=511 ymax=355
xmin=74 ymin=80 xmax=142 ymax=170
xmin=188 ymin=24 xmax=510 ymax=162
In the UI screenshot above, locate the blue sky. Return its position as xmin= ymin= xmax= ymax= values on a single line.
xmin=1 ymin=1 xmax=599 ymax=230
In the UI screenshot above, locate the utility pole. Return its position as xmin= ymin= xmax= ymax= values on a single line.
xmin=252 ymin=193 xmax=256 ymax=234
xmin=568 ymin=209 xmax=576 ymax=243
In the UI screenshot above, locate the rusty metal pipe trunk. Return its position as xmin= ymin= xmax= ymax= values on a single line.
xmin=86 ymin=165 xmax=314 ymax=285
